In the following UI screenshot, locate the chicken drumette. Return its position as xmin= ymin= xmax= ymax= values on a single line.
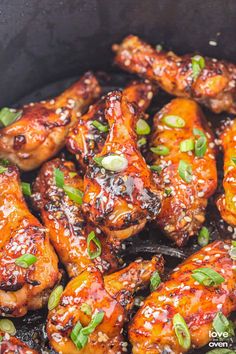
xmin=129 ymin=240 xmax=236 ymax=354
xmin=149 ymin=98 xmax=217 ymax=246
xmin=0 ymin=165 xmax=60 ymax=317
xmin=83 ymin=90 xmax=161 ymax=244
xmin=47 ymin=255 xmax=164 ymax=354
xmin=113 ymin=35 xmax=236 ymax=114
xmin=32 ymin=158 xmax=118 ymax=278
xmin=0 ymin=72 xmax=101 ymax=171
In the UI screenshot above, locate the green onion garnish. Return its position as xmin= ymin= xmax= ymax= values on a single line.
xmin=0 ymin=108 xmax=22 ymax=127
xmin=213 ymin=312 xmax=235 ymax=338
xmin=178 ymin=160 xmax=193 ymax=183
xmin=69 ymin=172 xmax=77 ymax=178
xmin=92 ymin=120 xmax=109 ymax=133
xmin=54 ymin=168 xmax=64 ymax=188
xmin=164 ymin=188 xmax=172 ymax=196
xmin=0 ymin=166 xmax=7 ymax=174
xmin=15 ymin=253 xmax=37 ymax=269
xmin=101 ymin=155 xmax=128 ymax=172
xmin=87 ymin=231 xmax=102 ymax=260
xmin=231 ymin=157 xmax=236 ymax=165
xmin=150 ymin=271 xmax=161 ymax=292
xmin=70 ymin=320 xmax=83 ymax=349
xmin=137 ymin=137 xmax=147 ymax=147
xmin=63 ymin=185 xmax=83 ymax=205
xmin=150 ymin=165 xmax=162 ymax=174
xmin=151 ymin=145 xmax=170 ymax=156
xmin=93 ymin=156 xmax=104 ymax=166
xmin=0 ymin=319 xmax=16 ymax=336
xmin=191 ymin=267 xmax=225 ymax=287
xmin=229 ymin=241 xmax=236 ymax=261
xmin=21 ymin=182 xmax=32 ymax=196
xmin=173 ymin=313 xmax=191 ymax=350
xmin=136 ymin=119 xmax=151 ymax=135
xmin=180 ymin=139 xmax=195 ymax=152
xmin=192 ymin=55 xmax=205 ymax=80
xmin=48 ymin=285 xmax=63 ymax=311
xmin=195 ymin=136 xmax=207 ymax=157
xmin=197 ymin=227 xmax=210 ymax=247
xmin=80 ymin=303 xmax=92 ymax=316
xmin=79 ymin=311 xmax=104 ymax=335
xmin=163 ymin=115 xmax=186 ymax=128
xmin=193 ymin=128 xmax=206 ymax=137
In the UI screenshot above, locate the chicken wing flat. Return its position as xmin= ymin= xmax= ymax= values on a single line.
xmin=113 ymin=35 xmax=236 ymax=114
xmin=32 ymin=158 xmax=118 ymax=277
xmin=0 ymin=165 xmax=60 ymax=317
xmin=0 ymin=332 xmax=38 ymax=354
xmin=129 ymin=240 xmax=236 ymax=354
xmin=66 ymin=80 xmax=156 ymax=170
xmin=83 ymin=90 xmax=161 ymax=243
xmin=47 ymin=256 xmax=164 ymax=354
xmin=217 ymin=119 xmax=236 ymax=225
xmin=0 ymin=72 xmax=101 ymax=171
xmin=149 ymin=98 xmax=217 ymax=246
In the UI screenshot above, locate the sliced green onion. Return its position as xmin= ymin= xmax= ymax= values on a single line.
xmin=198 ymin=226 xmax=210 ymax=247
xmin=0 ymin=335 xmax=2 ymax=342
xmin=213 ymin=312 xmax=235 ymax=338
xmin=101 ymin=155 xmax=128 ymax=172
xmin=0 ymin=108 xmax=22 ymax=127
xmin=151 ymin=145 xmax=170 ymax=156
xmin=173 ymin=313 xmax=191 ymax=350
xmin=15 ymin=253 xmax=37 ymax=268
xmin=0 ymin=166 xmax=7 ymax=174
xmin=150 ymin=271 xmax=161 ymax=292
xmin=80 ymin=311 xmax=104 ymax=335
xmin=92 ymin=120 xmax=109 ymax=133
xmin=48 ymin=285 xmax=63 ymax=311
xmin=178 ymin=160 xmax=193 ymax=183
xmin=206 ymin=349 xmax=236 ymax=354
xmin=150 ymin=165 xmax=162 ymax=174
xmin=21 ymin=182 xmax=32 ymax=196
xmin=192 ymin=55 xmax=205 ymax=80
xmin=193 ymin=128 xmax=206 ymax=137
xmin=163 ymin=115 xmax=186 ymax=128
xmin=156 ymin=44 xmax=163 ymax=52
xmin=80 ymin=303 xmax=92 ymax=316
xmin=180 ymin=139 xmax=195 ymax=152
xmin=137 ymin=137 xmax=147 ymax=147
xmin=70 ymin=320 xmax=84 ymax=349
xmin=191 ymin=267 xmax=225 ymax=287
xmin=195 ymin=136 xmax=207 ymax=157
xmin=63 ymin=185 xmax=83 ymax=205
xmin=93 ymin=156 xmax=104 ymax=166
xmin=54 ymin=168 xmax=64 ymax=188
xmin=229 ymin=242 xmax=236 ymax=261
xmin=231 ymin=157 xmax=236 ymax=165
xmin=0 ymin=158 xmax=9 ymax=166
xmin=87 ymin=231 xmax=102 ymax=260
xmin=0 ymin=319 xmax=16 ymax=336
xmin=69 ymin=172 xmax=77 ymax=178
xmin=164 ymin=188 xmax=172 ymax=196
xmin=136 ymin=119 xmax=151 ymax=135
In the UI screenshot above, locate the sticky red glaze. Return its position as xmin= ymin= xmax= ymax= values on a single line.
xmin=0 ymin=72 xmax=101 ymax=171
xmin=113 ymin=35 xmax=236 ymax=114
xmin=0 ymin=332 xmax=38 ymax=353
xmin=129 ymin=240 xmax=236 ymax=354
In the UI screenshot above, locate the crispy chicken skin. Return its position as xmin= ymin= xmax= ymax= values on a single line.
xmin=113 ymin=35 xmax=236 ymax=114
xmin=66 ymin=80 xmax=156 ymax=170
xmin=150 ymin=98 xmax=217 ymax=246
xmin=32 ymin=158 xmax=118 ymax=278
xmin=47 ymin=255 xmax=164 ymax=354
xmin=129 ymin=240 xmax=236 ymax=354
xmin=0 ymin=72 xmax=101 ymax=171
xmin=0 ymin=165 xmax=60 ymax=317
xmin=83 ymin=90 xmax=161 ymax=244
xmin=0 ymin=332 xmax=38 ymax=354
xmin=217 ymin=119 xmax=236 ymax=225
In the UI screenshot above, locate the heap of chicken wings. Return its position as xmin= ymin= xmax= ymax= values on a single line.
xmin=0 ymin=36 xmax=236 ymax=354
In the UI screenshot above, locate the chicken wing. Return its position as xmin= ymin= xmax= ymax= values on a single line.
xmin=47 ymin=255 xmax=164 ymax=354
xmin=0 ymin=165 xmax=60 ymax=317
xmin=66 ymin=80 xmax=156 ymax=170
xmin=129 ymin=240 xmax=236 ymax=354
xmin=32 ymin=158 xmax=118 ymax=278
xmin=0 ymin=72 xmax=101 ymax=171
xmin=0 ymin=332 xmax=38 ymax=354
xmin=113 ymin=35 xmax=236 ymax=114
xmin=149 ymin=98 xmax=217 ymax=246
xmin=217 ymin=119 xmax=236 ymax=225
xmin=83 ymin=90 xmax=161 ymax=244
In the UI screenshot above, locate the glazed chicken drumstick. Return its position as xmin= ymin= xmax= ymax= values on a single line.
xmin=32 ymin=158 xmax=118 ymax=278
xmin=113 ymin=35 xmax=236 ymax=114
xmin=0 ymin=165 xmax=60 ymax=317
xmin=0 ymin=332 xmax=38 ymax=354
xmin=47 ymin=255 xmax=164 ymax=354
xmin=0 ymin=72 xmax=101 ymax=171
xmin=149 ymin=98 xmax=217 ymax=246
xmin=83 ymin=90 xmax=161 ymax=244
xmin=129 ymin=240 xmax=236 ymax=354
xmin=217 ymin=119 xmax=236 ymax=225
xmin=66 ymin=79 xmax=157 ymax=170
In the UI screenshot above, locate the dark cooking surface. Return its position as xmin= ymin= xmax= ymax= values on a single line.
xmin=10 ymin=72 xmax=235 ymax=353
